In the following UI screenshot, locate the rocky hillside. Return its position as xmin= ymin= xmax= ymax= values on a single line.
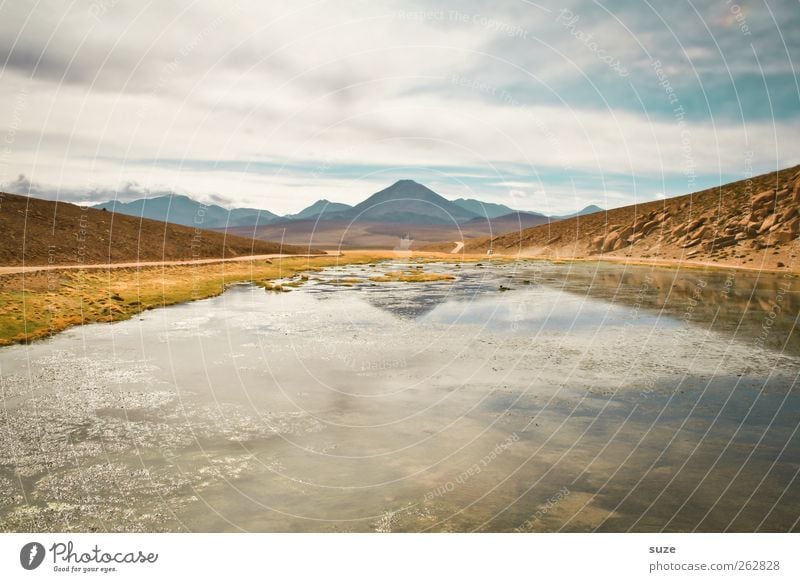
xmin=464 ymin=165 xmax=800 ymax=271
xmin=0 ymin=191 xmax=314 ymax=266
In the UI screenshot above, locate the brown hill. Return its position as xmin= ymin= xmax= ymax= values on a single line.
xmin=463 ymin=165 xmax=800 ymax=271
xmin=0 ymin=191 xmax=314 ymax=266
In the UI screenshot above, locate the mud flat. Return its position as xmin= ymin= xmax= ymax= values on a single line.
xmin=1 ymin=261 xmax=798 ymax=532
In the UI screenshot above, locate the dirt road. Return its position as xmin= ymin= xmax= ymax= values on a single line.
xmin=0 ymin=253 xmax=332 ymax=275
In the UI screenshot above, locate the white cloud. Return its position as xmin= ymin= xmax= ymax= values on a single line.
xmin=0 ymin=0 xmax=797 ymax=215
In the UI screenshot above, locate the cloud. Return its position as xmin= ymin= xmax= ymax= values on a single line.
xmin=0 ymin=174 xmax=190 ymax=206
xmin=0 ymin=174 xmax=49 ymax=198
xmin=0 ymin=0 xmax=797 ymax=215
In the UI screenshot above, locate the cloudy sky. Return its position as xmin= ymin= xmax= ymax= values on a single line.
xmin=1 ymin=0 xmax=797 ymax=215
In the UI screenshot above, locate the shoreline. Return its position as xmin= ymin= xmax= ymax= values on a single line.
xmin=0 ymin=252 xmax=391 ymax=346
xmin=0 ymin=249 xmax=794 ymax=347
xmin=490 ymin=253 xmax=798 ymax=276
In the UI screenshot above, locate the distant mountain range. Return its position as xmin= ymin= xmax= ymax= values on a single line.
xmin=282 ymin=199 xmax=353 ymax=221
xmin=553 ymin=204 xmax=604 ymax=220
xmin=92 ymin=195 xmax=280 ymax=228
xmin=92 ymin=180 xmax=604 ymax=228
xmin=332 ymin=180 xmax=477 ymax=224
xmin=451 ymin=198 xmax=521 ymax=219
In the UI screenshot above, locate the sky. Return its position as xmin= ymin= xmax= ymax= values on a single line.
xmin=0 ymin=0 xmax=798 ymax=216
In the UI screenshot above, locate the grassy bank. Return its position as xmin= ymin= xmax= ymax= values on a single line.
xmin=6 ymin=249 xmax=743 ymax=347
xmin=0 ymin=252 xmax=409 ymax=346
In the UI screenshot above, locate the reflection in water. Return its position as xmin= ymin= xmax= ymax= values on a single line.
xmin=524 ymin=263 xmax=800 ymax=354
xmin=0 ymin=261 xmax=798 ymax=532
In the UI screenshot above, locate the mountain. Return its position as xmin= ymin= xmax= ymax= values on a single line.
xmin=91 ymin=184 xmax=602 ymax=230
xmin=92 ymin=194 xmax=280 ymax=228
xmin=452 ymin=198 xmax=520 ymax=219
xmin=577 ymin=204 xmax=604 ymax=215
xmin=0 ymin=191 xmax=313 ymax=266
xmin=284 ymin=199 xmax=352 ymax=221
xmin=463 ymin=165 xmax=800 ymax=271
xmin=553 ymin=205 xmax=604 ymax=220
xmin=461 ymin=211 xmax=551 ymax=231
xmin=339 ymin=180 xmax=480 ymax=224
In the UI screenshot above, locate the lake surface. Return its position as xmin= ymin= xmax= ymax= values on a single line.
xmin=1 ymin=260 xmax=799 ymax=532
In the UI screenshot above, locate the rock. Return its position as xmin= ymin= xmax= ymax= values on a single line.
xmin=778 ymin=208 xmax=797 ymax=223
xmin=690 ymin=225 xmax=711 ymax=240
xmin=618 ymin=226 xmax=634 ymax=240
xmin=641 ymin=220 xmax=660 ymax=234
xmin=601 ymin=231 xmax=621 ymax=253
xmin=671 ymin=223 xmax=687 ymax=237
xmin=627 ymin=232 xmax=646 ymax=245
xmin=612 ymin=237 xmax=627 ymax=251
xmin=759 ymin=214 xmax=778 ymax=234
xmin=587 ymin=236 xmax=604 ymax=255
xmin=752 ymin=189 xmax=776 ymax=208
xmin=704 ymin=235 xmax=737 ymax=250
xmin=734 ymin=232 xmax=748 ymax=241
xmin=682 ymin=237 xmax=702 ymax=248
xmin=686 ymin=218 xmax=705 ymax=231
xmin=773 ymin=230 xmax=796 ymax=244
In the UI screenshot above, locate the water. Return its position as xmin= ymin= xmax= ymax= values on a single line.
xmin=1 ymin=260 xmax=798 ymax=532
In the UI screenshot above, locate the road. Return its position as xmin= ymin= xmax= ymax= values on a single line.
xmin=0 ymin=253 xmax=332 ymax=275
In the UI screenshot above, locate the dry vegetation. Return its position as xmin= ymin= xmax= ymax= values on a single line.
xmin=369 ymin=270 xmax=456 ymax=283
xmin=0 ymin=252 xmax=401 ymax=345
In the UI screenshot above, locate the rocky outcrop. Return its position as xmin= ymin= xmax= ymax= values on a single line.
xmin=585 ymin=170 xmax=800 ymax=259
xmin=466 ymin=165 xmax=800 ymax=271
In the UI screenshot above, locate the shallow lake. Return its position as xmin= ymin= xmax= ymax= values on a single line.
xmin=1 ymin=260 xmax=798 ymax=532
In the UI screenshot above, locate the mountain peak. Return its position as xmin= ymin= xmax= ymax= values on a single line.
xmin=350 ymin=180 xmax=479 ymax=224
xmin=284 ymin=198 xmax=353 ymax=221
